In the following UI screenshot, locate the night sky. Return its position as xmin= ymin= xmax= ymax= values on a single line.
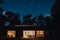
xmin=0 ymin=0 xmax=56 ymax=20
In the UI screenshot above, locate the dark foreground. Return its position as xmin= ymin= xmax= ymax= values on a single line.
xmin=0 ymin=38 xmax=43 ymax=40
xmin=0 ymin=37 xmax=54 ymax=40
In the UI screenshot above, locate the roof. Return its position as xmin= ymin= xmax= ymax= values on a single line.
xmin=15 ymin=25 xmax=44 ymax=30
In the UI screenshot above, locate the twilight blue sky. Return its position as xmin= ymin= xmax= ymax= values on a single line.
xmin=0 ymin=0 xmax=56 ymax=20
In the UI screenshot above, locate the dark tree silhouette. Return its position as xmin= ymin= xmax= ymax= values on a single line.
xmin=51 ymin=0 xmax=60 ymax=29
xmin=45 ymin=16 xmax=53 ymax=29
xmin=37 ymin=14 xmax=44 ymax=26
xmin=44 ymin=17 xmax=54 ymax=40
xmin=22 ymin=14 xmax=32 ymax=25
xmin=31 ymin=17 xmax=37 ymax=25
xmin=5 ymin=11 xmax=21 ymax=28
xmin=51 ymin=0 xmax=60 ymax=39
xmin=0 ymin=7 xmax=3 ymax=14
xmin=0 ymin=0 xmax=4 ymax=4
xmin=22 ymin=14 xmax=36 ymax=25
xmin=0 ymin=7 xmax=6 ymax=37
xmin=10 ymin=13 xmax=21 ymax=26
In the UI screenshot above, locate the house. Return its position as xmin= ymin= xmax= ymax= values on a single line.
xmin=4 ymin=25 xmax=54 ymax=40
xmin=0 ymin=25 xmax=54 ymax=40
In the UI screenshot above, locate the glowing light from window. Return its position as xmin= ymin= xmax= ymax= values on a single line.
xmin=7 ymin=30 xmax=16 ymax=38
xmin=23 ymin=30 xmax=35 ymax=38
xmin=36 ymin=30 xmax=44 ymax=37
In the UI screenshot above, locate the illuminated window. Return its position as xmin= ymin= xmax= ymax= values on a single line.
xmin=36 ymin=30 xmax=44 ymax=37
xmin=7 ymin=30 xmax=16 ymax=38
xmin=23 ymin=30 xmax=35 ymax=38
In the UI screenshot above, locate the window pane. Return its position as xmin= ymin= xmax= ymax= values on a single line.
xmin=7 ymin=30 xmax=16 ymax=38
xmin=36 ymin=30 xmax=44 ymax=37
xmin=23 ymin=30 xmax=35 ymax=38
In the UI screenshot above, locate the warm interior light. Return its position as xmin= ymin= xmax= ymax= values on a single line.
xmin=7 ymin=30 xmax=16 ymax=38
xmin=23 ymin=30 xmax=35 ymax=38
xmin=36 ymin=30 xmax=44 ymax=37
